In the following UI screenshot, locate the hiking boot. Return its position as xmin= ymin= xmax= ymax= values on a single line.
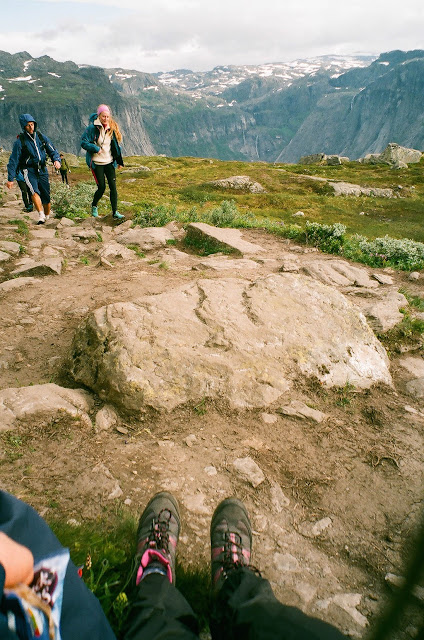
xmin=36 ymin=211 xmax=46 ymax=225
xmin=136 ymin=491 xmax=180 ymax=585
xmin=210 ymin=497 xmax=252 ymax=594
xmin=113 ymin=211 xmax=125 ymax=220
xmin=25 ymin=205 xmax=33 ymax=213
xmin=91 ymin=206 xmax=99 ymax=217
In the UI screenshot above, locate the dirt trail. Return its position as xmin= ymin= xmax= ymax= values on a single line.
xmin=0 ymin=194 xmax=423 ymax=637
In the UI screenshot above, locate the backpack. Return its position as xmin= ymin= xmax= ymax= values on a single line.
xmin=18 ymin=131 xmax=48 ymax=171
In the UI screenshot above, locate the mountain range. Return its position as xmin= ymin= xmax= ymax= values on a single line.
xmin=1 ymin=49 xmax=423 ymax=162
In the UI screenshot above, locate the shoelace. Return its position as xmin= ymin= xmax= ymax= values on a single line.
xmin=219 ymin=530 xmax=261 ymax=579
xmin=148 ymin=508 xmax=172 ymax=552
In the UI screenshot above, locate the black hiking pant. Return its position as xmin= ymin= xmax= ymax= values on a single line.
xmin=91 ymin=162 xmax=118 ymax=214
xmin=60 ymin=169 xmax=69 ymax=184
xmin=17 ymin=179 xmax=31 ymax=209
xmin=124 ymin=568 xmax=347 ymax=640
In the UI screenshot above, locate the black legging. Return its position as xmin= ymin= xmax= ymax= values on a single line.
xmin=91 ymin=162 xmax=118 ymax=214
xmin=60 ymin=169 xmax=69 ymax=184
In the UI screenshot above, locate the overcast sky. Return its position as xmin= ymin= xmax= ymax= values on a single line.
xmin=1 ymin=0 xmax=423 ymax=73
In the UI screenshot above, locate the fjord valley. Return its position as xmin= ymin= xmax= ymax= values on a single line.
xmin=1 ymin=48 xmax=424 ymax=163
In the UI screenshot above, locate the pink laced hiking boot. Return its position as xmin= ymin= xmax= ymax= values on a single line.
xmin=136 ymin=491 xmax=180 ymax=585
xmin=210 ymin=497 xmax=252 ymax=594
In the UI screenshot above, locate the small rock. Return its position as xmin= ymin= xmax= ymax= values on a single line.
xmin=0 ymin=241 xmax=21 ymax=255
xmin=116 ymin=425 xmax=129 ymax=435
xmin=57 ymin=217 xmax=75 ymax=227
xmin=298 ymin=517 xmax=332 ymax=538
xmin=294 ymin=581 xmax=317 ymax=604
xmin=233 ymin=457 xmax=265 ymax=488
xmin=184 ymin=434 xmax=197 ymax=447
xmin=204 ymin=465 xmax=217 ymax=476
xmin=404 ymin=405 xmax=424 ymax=418
xmin=0 ymin=251 xmax=14 ymax=264
xmin=279 ymin=257 xmax=300 ymax=272
xmin=183 ymin=493 xmax=210 ymax=515
xmin=92 ymin=462 xmax=113 ymax=479
xmin=273 ymin=552 xmax=300 ymax=573
xmin=385 ymin=573 xmax=424 ymax=602
xmin=261 ymin=412 xmax=278 ymax=424
xmin=409 ymin=272 xmax=420 ymax=281
xmin=332 ymin=593 xmax=368 ymax=628
xmin=124 ymin=498 xmax=132 ymax=506
xmin=371 ymin=273 xmax=393 ymax=285
xmin=108 ymin=483 xmax=123 ymax=500
xmin=270 ymin=482 xmax=290 ymax=512
xmin=99 ymin=256 xmax=114 ymax=269
xmin=95 ymin=405 xmax=119 ymax=431
xmin=242 ymin=436 xmax=266 ymax=450
xmin=158 ymin=440 xmax=175 ymax=447
xmin=406 ymin=377 xmax=424 ymax=398
xmin=279 ymin=400 xmax=328 ymax=423
xmin=253 ymin=514 xmax=268 ymax=532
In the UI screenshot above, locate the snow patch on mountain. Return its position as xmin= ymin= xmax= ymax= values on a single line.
xmin=155 ymin=55 xmax=376 ymax=97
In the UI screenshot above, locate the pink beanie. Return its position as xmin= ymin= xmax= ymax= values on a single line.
xmin=97 ymin=104 xmax=110 ymax=116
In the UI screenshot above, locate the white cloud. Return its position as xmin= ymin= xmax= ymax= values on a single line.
xmin=1 ymin=0 xmax=423 ymax=72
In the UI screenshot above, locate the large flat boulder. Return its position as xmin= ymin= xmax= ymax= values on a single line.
xmin=10 ymin=257 xmax=63 ymax=277
xmin=209 ymin=175 xmax=265 ymax=193
xmin=0 ymin=277 xmax=40 ymax=294
xmin=186 ymin=223 xmax=264 ymax=256
xmin=328 ymin=182 xmax=393 ymax=198
xmin=116 ymin=227 xmax=174 ymax=251
xmin=379 ymin=143 xmax=422 ymax=166
xmin=69 ymin=274 xmax=391 ymax=414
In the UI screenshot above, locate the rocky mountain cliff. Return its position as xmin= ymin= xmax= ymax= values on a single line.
xmin=1 ymin=49 xmax=423 ymax=162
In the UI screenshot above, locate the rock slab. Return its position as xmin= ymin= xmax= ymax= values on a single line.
xmin=69 ymin=273 xmax=391 ymax=414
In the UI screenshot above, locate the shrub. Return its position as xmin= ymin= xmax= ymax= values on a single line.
xmin=350 ymin=235 xmax=424 ymax=271
xmin=203 ymin=200 xmax=258 ymax=229
xmin=51 ymin=182 xmax=95 ymax=219
xmin=133 ymin=204 xmax=177 ymax=227
xmin=305 ymin=221 xmax=346 ymax=253
xmin=208 ymin=200 xmax=238 ymax=227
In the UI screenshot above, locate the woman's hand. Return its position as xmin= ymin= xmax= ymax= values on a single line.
xmin=0 ymin=532 xmax=34 ymax=587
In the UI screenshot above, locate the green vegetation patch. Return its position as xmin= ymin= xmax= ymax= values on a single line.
xmin=51 ymin=181 xmax=95 ymax=219
xmin=8 ymin=219 xmax=29 ymax=237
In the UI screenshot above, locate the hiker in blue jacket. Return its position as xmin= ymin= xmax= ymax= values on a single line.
xmin=80 ymin=104 xmax=125 ymax=220
xmin=6 ymin=114 xmax=61 ymax=225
